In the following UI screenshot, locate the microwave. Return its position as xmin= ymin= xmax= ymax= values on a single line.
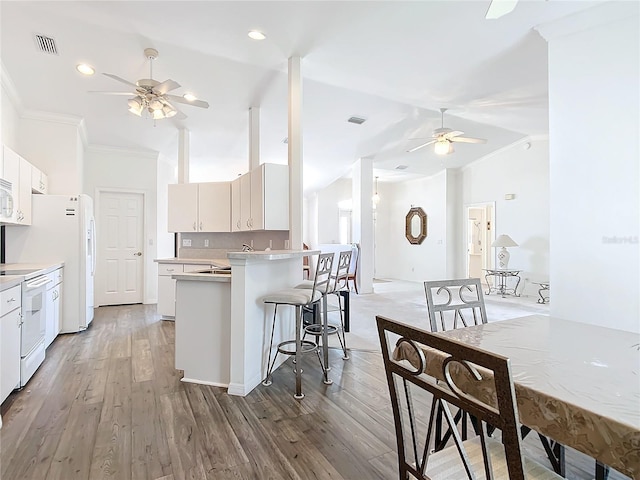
xmin=0 ymin=178 xmax=14 ymax=220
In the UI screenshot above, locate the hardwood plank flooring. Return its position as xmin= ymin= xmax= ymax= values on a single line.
xmin=0 ymin=304 xmax=630 ymax=479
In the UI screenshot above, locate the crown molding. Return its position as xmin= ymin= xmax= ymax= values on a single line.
xmin=21 ymin=109 xmax=84 ymax=126
xmin=87 ymin=144 xmax=159 ymax=160
xmin=535 ymin=1 xmax=639 ymax=42
xmin=1 ymin=62 xmax=24 ymax=113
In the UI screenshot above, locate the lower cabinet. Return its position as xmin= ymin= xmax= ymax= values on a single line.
xmin=1 ymin=285 xmax=22 ymax=403
xmin=157 ymin=263 xmax=219 ymax=318
xmin=45 ymin=268 xmax=63 ymax=349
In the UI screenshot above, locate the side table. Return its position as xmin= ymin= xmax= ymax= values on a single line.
xmin=483 ymin=269 xmax=521 ymax=297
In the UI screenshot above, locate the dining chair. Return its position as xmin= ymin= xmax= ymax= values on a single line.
xmin=376 ymin=315 xmax=563 ymax=480
xmin=261 ymin=252 xmax=334 ymax=399
xmin=424 ymin=278 xmax=487 ymax=333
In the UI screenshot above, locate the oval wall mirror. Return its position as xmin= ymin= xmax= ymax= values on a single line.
xmin=405 ymin=207 xmax=427 ymax=245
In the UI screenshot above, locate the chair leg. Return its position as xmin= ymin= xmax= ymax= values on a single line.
xmin=262 ymin=304 xmax=279 ymax=386
xmin=336 ymin=293 xmax=349 ymax=360
xmin=294 ymin=305 xmax=304 ymax=399
xmin=321 ymin=293 xmax=332 ymax=385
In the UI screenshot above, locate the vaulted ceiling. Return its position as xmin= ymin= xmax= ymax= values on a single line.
xmin=1 ymin=1 xmax=601 ymax=192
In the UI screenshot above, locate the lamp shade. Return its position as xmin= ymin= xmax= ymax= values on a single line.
xmin=491 ymin=234 xmax=518 ymax=248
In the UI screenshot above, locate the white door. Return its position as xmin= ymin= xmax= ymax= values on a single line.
xmin=98 ymin=192 xmax=144 ymax=305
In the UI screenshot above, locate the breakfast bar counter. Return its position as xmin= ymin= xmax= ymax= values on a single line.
xmin=172 ymin=249 xmax=316 ymax=396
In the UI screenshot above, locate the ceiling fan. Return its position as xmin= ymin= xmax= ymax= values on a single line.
xmin=406 ymin=108 xmax=487 ymax=155
xmin=89 ymin=48 xmax=209 ymax=120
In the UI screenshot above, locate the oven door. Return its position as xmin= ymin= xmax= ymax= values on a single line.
xmin=21 ymin=276 xmax=50 ymax=356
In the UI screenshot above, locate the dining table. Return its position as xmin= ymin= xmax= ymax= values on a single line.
xmin=394 ymin=315 xmax=640 ymax=479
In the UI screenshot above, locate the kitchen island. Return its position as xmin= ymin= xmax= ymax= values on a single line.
xmin=172 ymin=249 xmax=316 ymax=396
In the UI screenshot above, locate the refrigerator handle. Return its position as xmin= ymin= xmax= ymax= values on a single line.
xmin=90 ymin=216 xmax=97 ymax=276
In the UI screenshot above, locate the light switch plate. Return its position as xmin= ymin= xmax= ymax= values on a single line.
xmin=182 ymin=238 xmax=192 ymax=247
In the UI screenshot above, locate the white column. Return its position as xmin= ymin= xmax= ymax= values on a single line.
xmin=288 ymin=57 xmax=303 ymax=250
xmin=178 ymin=128 xmax=189 ymax=184
xmin=249 ymin=107 xmax=260 ymax=171
xmin=352 ymin=157 xmax=374 ymax=294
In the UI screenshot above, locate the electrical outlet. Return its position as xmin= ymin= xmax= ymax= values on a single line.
xmin=204 ymin=239 xmax=209 ymax=247
xmin=182 ymin=238 xmax=192 ymax=247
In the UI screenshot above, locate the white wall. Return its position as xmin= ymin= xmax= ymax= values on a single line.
xmin=1 ymin=74 xmax=19 ymax=150
xmin=540 ymin=4 xmax=639 ymax=332
xmin=17 ymin=114 xmax=84 ymax=194
xmin=84 ymin=146 xmax=160 ymax=304
xmin=460 ymin=138 xmax=550 ymax=295
xmin=315 ymin=178 xmax=352 ymax=244
xmin=375 ymin=171 xmax=448 ymax=282
xmin=157 ymin=153 xmax=177 ymax=261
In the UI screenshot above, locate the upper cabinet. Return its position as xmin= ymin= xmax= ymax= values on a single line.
xmin=168 ymin=182 xmax=230 ymax=233
xmin=31 ymin=166 xmax=48 ymax=194
xmin=170 ymin=163 xmax=288 ymax=233
xmin=2 ymin=146 xmax=32 ymax=225
xmin=231 ymin=163 xmax=289 ymax=232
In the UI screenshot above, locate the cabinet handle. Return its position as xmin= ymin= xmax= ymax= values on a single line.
xmin=17 ymin=316 xmax=21 ymax=327
xmin=193 ymin=222 xmax=196 ymax=231
xmin=199 ymin=221 xmax=203 ymax=231
xmin=166 ymin=268 xmax=174 ymax=272
xmin=7 ymin=297 xmax=15 ymax=303
xmin=236 ymin=220 xmax=240 ymax=229
xmin=246 ymin=220 xmax=251 ymax=228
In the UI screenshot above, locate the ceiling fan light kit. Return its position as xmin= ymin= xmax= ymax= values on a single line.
xmin=94 ymin=47 xmax=209 ymax=121
xmin=407 ymin=107 xmax=486 ymax=155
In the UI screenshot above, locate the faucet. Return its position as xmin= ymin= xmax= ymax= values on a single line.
xmin=242 ymin=243 xmax=254 ymax=252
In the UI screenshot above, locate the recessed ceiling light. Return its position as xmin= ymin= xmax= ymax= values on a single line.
xmin=76 ymin=63 xmax=95 ymax=75
xmin=183 ymin=93 xmax=197 ymax=102
xmin=248 ymin=30 xmax=266 ymax=40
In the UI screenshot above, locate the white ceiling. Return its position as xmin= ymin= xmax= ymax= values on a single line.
xmin=1 ymin=1 xmax=601 ymax=192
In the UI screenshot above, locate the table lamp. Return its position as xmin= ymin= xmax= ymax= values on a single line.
xmin=491 ymin=234 xmax=518 ymax=269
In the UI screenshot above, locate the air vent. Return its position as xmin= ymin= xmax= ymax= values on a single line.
xmin=34 ymin=34 xmax=58 ymax=55
xmin=347 ymin=116 xmax=366 ymax=125
xmin=395 ymin=165 xmax=408 ymax=170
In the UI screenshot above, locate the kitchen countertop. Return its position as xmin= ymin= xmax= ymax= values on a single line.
xmin=155 ymin=257 xmax=230 ymax=268
xmin=228 ymin=249 xmax=317 ymax=261
xmin=0 ymin=262 xmax=65 ymax=291
xmin=172 ymin=272 xmax=232 ymax=282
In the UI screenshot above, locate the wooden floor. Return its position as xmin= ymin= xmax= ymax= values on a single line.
xmin=0 ymin=304 xmax=627 ymax=480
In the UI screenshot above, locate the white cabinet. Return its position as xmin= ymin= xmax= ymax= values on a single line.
xmin=31 ymin=166 xmax=48 ymax=194
xmin=231 ymin=164 xmax=289 ymax=231
xmin=45 ymin=268 xmax=63 ymax=348
xmin=158 ymin=263 xmax=183 ymax=318
xmin=231 ymin=173 xmax=251 ymax=232
xmin=157 ymin=263 xmax=220 ymax=318
xmin=168 ymin=182 xmax=231 ymax=232
xmin=2 ymin=146 xmax=32 ymax=225
xmin=1 ymin=285 xmax=22 ymax=403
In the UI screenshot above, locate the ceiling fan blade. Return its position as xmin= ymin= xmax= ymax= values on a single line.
xmin=103 ymin=73 xmax=138 ymax=88
xmin=87 ymin=91 xmax=135 ymax=95
xmin=450 ymin=136 xmax=487 ymax=144
xmin=485 ymin=0 xmax=518 ymax=19
xmin=407 ymin=139 xmax=437 ymax=153
xmin=166 ymin=94 xmax=210 ymax=109
xmin=442 ymin=130 xmax=465 ymax=139
xmin=153 ymin=79 xmax=181 ymax=95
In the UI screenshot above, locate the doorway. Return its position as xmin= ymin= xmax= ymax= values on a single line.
xmin=465 ymin=202 xmax=495 ymax=281
xmin=96 ymin=191 xmax=145 ymax=306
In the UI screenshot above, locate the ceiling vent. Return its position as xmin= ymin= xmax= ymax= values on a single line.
xmin=34 ymin=34 xmax=58 ymax=55
xmin=347 ymin=116 xmax=366 ymax=125
xmin=395 ymin=165 xmax=408 ymax=170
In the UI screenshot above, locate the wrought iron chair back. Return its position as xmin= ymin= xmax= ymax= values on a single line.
xmin=376 ymin=315 xmax=526 ymax=480
xmin=310 ymin=252 xmax=335 ymax=297
xmin=424 ymin=278 xmax=487 ymax=333
xmin=333 ymin=250 xmax=353 ymax=292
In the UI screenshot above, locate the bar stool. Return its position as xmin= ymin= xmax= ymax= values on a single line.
xmin=298 ymin=250 xmax=352 ymax=361
xmin=262 ymin=252 xmax=334 ymax=399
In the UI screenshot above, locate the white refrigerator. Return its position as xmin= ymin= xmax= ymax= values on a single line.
xmin=6 ymin=194 xmax=96 ymax=333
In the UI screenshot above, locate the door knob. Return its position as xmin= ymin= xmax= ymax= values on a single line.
xmin=134 ymin=252 xmax=142 ymax=256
